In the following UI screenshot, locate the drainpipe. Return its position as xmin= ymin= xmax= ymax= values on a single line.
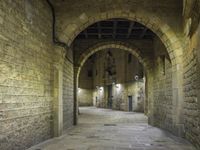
xmin=46 ymin=0 xmax=73 ymax=64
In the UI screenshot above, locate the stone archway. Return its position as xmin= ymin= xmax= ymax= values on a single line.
xmin=61 ymin=10 xmax=183 ymax=64
xmin=76 ymin=41 xmax=150 ymax=80
xmin=74 ymin=41 xmax=153 ymax=125
xmin=62 ymin=10 xmax=184 ymax=135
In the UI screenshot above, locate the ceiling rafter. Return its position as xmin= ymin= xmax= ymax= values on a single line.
xmin=113 ymin=21 xmax=117 ymax=39
xmin=84 ymin=30 xmax=88 ymax=38
xmin=76 ymin=19 xmax=155 ymax=40
xmin=140 ymin=28 xmax=148 ymax=39
xmin=97 ymin=22 xmax=101 ymax=39
xmin=126 ymin=22 xmax=135 ymax=38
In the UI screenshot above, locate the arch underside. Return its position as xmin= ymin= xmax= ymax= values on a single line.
xmin=76 ymin=41 xmax=151 ymax=79
xmin=65 ymin=10 xmax=184 ymax=136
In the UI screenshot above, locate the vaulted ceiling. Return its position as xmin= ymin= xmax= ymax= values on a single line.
xmin=76 ymin=19 xmax=155 ymax=40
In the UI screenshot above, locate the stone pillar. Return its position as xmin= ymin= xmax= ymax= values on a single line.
xmin=73 ymin=66 xmax=80 ymax=125
xmin=197 ymin=43 xmax=200 ymax=137
xmin=145 ymin=69 xmax=154 ymax=125
xmin=53 ymin=48 xmax=66 ymax=137
xmin=172 ymin=62 xmax=185 ymax=137
xmin=144 ymin=72 xmax=148 ymax=115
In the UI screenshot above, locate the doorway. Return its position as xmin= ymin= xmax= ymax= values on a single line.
xmin=128 ymin=96 xmax=133 ymax=111
xmin=107 ymin=85 xmax=112 ymax=108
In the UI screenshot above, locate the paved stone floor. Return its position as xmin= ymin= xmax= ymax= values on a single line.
xmin=28 ymin=107 xmax=196 ymax=150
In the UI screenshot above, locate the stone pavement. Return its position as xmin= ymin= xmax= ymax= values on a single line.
xmin=28 ymin=107 xmax=197 ymax=150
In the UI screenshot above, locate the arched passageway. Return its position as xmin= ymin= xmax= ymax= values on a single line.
xmin=71 ymin=18 xmax=183 ymax=137
xmin=1 ymin=1 xmax=199 ymax=150
xmin=76 ymin=42 xmax=148 ymax=114
xmin=57 ymin=10 xmax=185 ymax=136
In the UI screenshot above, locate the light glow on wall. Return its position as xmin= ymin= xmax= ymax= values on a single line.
xmin=99 ymin=86 xmax=104 ymax=91
xmin=115 ymin=84 xmax=121 ymax=93
xmin=115 ymin=84 xmax=120 ymax=88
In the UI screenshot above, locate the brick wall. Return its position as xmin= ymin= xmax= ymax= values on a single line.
xmin=0 ymin=1 xmax=54 ymax=149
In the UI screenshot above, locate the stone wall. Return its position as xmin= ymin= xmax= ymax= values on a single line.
xmin=93 ymin=87 xmax=106 ymax=108
xmin=78 ymin=53 xmax=94 ymax=106
xmin=182 ymin=2 xmax=200 ymax=148
xmin=151 ymin=37 xmax=173 ymax=131
xmin=1 ymin=0 xmax=200 ymax=149
xmin=54 ymin=0 xmax=183 ymax=44
xmin=183 ymin=24 xmax=200 ymax=149
xmin=0 ymin=1 xmax=54 ymax=149
xmin=63 ymin=53 xmax=74 ymax=130
xmin=73 ymin=39 xmax=154 ymax=65
xmin=78 ymin=89 xmax=93 ymax=106
xmin=152 ymin=55 xmax=173 ymax=131
xmin=94 ymin=81 xmax=145 ymax=112
xmin=124 ymin=81 xmax=145 ymax=112
xmin=78 ymin=56 xmax=93 ymax=89
xmin=91 ymin=49 xmax=143 ymax=86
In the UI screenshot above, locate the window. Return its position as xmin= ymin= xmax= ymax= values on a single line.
xmin=128 ymin=53 xmax=132 ymax=63
xmin=160 ymin=55 xmax=165 ymax=75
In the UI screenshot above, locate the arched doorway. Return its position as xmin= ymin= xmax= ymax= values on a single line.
xmin=69 ymin=16 xmax=183 ymax=136
xmin=76 ymin=41 xmax=150 ymax=115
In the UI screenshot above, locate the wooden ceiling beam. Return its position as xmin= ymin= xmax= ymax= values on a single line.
xmin=140 ymin=28 xmax=148 ymax=39
xmin=84 ymin=30 xmax=88 ymax=38
xmin=126 ymin=22 xmax=135 ymax=38
xmin=97 ymin=22 xmax=101 ymax=39
xmin=113 ymin=21 xmax=117 ymax=39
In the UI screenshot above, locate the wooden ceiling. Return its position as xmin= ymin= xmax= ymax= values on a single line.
xmin=76 ymin=19 xmax=155 ymax=40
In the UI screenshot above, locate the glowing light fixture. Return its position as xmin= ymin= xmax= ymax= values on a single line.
xmin=134 ymin=75 xmax=139 ymax=81
xmin=115 ymin=84 xmax=120 ymax=88
xmin=99 ymin=87 xmax=103 ymax=91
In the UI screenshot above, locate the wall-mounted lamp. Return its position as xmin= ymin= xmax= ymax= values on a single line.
xmin=115 ymin=84 xmax=120 ymax=88
xmin=99 ymin=87 xmax=103 ymax=91
xmin=134 ymin=75 xmax=139 ymax=81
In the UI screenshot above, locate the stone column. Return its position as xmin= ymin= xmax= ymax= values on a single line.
xmin=53 ymin=48 xmax=66 ymax=137
xmin=197 ymin=43 xmax=200 ymax=136
xmin=73 ymin=66 xmax=80 ymax=125
xmin=172 ymin=60 xmax=184 ymax=137
xmin=145 ymin=69 xmax=154 ymax=125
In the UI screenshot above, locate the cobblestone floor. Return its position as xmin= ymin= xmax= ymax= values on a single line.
xmin=28 ymin=107 xmax=196 ymax=150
